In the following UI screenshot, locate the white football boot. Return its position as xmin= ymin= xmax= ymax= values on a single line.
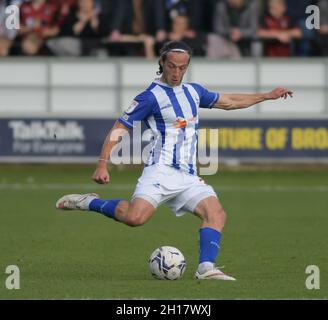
xmin=195 ymin=267 xmax=236 ymax=281
xmin=56 ymin=193 xmax=99 ymax=211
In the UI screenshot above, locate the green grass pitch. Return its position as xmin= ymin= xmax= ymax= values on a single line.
xmin=0 ymin=164 xmax=327 ymax=299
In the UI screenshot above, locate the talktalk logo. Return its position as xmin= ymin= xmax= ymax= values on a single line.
xmin=8 ymin=120 xmax=85 ymax=140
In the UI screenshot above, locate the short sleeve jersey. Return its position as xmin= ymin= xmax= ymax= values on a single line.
xmin=118 ymin=79 xmax=219 ymax=175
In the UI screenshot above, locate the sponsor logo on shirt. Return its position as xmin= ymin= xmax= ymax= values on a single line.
xmin=173 ymin=117 xmax=197 ymax=129
xmin=174 ymin=118 xmax=187 ymax=129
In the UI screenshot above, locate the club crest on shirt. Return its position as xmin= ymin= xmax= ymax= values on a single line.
xmin=125 ymin=100 xmax=139 ymax=114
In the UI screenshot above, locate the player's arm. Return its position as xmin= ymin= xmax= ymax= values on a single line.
xmin=213 ymin=87 xmax=293 ymax=111
xmin=92 ymin=120 xmax=130 ymax=184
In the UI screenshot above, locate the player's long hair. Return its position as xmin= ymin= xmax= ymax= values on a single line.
xmin=157 ymin=41 xmax=193 ymax=75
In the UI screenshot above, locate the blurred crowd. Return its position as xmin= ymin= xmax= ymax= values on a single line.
xmin=0 ymin=0 xmax=327 ymax=58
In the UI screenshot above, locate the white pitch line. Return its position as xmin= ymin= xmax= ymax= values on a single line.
xmin=0 ymin=183 xmax=328 ymax=192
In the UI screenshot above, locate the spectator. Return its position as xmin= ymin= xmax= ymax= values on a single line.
xmin=142 ymin=0 xmax=167 ymax=43
xmin=198 ymin=0 xmax=220 ymax=33
xmin=54 ymin=0 xmax=79 ymax=26
xmin=106 ymin=0 xmax=166 ymax=42
xmin=0 ymin=0 xmax=323 ymax=57
xmin=285 ymin=0 xmax=314 ymax=24
xmin=21 ymin=31 xmax=43 ymax=55
xmin=162 ymin=14 xmax=206 ymax=55
xmin=105 ymin=0 xmax=165 ymax=59
xmin=0 ymin=35 xmax=12 ymax=56
xmin=19 ymin=0 xmax=59 ymax=38
xmin=165 ymin=0 xmax=189 ymax=18
xmin=285 ymin=0 xmax=315 ymax=56
xmin=212 ymin=0 xmax=258 ymax=57
xmin=315 ymin=0 xmax=328 ymax=56
xmin=257 ymin=0 xmax=302 ymax=57
xmin=18 ymin=0 xmax=60 ymax=55
xmin=164 ymin=0 xmax=205 ymax=34
xmin=49 ymin=0 xmax=105 ymax=56
xmin=61 ymin=0 xmax=101 ymax=38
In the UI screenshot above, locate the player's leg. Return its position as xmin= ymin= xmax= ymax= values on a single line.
xmin=56 ymin=165 xmax=167 ymax=226
xmin=168 ymin=177 xmax=235 ymax=281
xmin=193 ymin=195 xmax=226 ymax=231
xmin=56 ymin=194 xmax=156 ymax=227
xmin=90 ymin=197 xmax=156 ymax=227
xmin=193 ymin=196 xmax=226 ymax=270
xmin=193 ymin=196 xmax=235 ymax=280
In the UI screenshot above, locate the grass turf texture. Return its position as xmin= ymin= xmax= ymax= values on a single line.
xmin=0 ymin=164 xmax=327 ymax=299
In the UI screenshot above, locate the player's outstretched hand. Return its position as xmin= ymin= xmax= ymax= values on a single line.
xmin=267 ymin=87 xmax=293 ymax=100
xmin=92 ymin=166 xmax=110 ymax=184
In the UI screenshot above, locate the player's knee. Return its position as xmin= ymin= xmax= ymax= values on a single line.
xmin=208 ymin=208 xmax=227 ymax=229
xmin=125 ymin=212 xmax=147 ymax=227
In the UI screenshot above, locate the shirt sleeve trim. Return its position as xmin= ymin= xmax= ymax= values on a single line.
xmin=208 ymin=93 xmax=219 ymax=109
xmin=118 ymin=117 xmax=134 ymax=129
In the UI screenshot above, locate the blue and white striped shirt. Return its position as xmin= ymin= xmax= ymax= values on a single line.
xmin=118 ymin=79 xmax=219 ymax=175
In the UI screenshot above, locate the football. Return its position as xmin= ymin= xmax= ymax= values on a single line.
xmin=149 ymin=246 xmax=186 ymax=280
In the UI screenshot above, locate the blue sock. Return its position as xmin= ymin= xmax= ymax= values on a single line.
xmin=199 ymin=227 xmax=221 ymax=264
xmin=89 ymin=199 xmax=122 ymax=221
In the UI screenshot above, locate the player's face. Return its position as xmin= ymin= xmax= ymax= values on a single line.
xmin=161 ymin=52 xmax=190 ymax=87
